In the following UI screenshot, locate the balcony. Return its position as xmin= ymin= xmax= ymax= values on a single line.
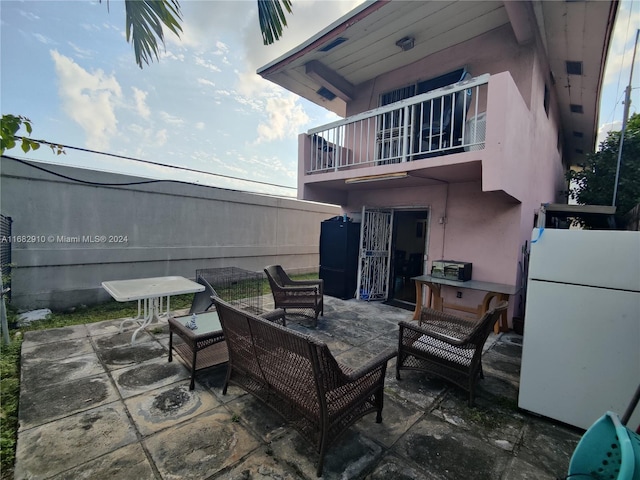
xmin=304 ymin=74 xmax=489 ymax=175
xmin=299 ymin=72 xmax=540 ymax=205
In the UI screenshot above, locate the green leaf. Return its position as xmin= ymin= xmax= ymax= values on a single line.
xmin=124 ymin=0 xmax=183 ymax=68
xmin=259 ymin=0 xmax=292 ymax=45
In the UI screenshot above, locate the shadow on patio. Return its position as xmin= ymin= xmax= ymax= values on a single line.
xmin=14 ymin=296 xmax=581 ymax=479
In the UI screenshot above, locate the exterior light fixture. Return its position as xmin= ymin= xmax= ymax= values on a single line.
xmin=345 ymin=172 xmax=408 ymax=184
xmin=395 ymin=36 xmax=415 ymax=51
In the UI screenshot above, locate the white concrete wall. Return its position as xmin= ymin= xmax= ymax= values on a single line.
xmin=0 ymin=157 xmax=340 ymax=310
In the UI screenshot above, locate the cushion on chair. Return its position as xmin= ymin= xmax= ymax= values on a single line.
xmin=412 ymin=335 xmax=473 ymax=367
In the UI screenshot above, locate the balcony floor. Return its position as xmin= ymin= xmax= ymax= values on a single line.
xmin=15 ymin=296 xmax=582 ymax=479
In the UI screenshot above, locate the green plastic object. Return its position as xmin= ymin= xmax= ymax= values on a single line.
xmin=568 ymin=412 xmax=638 ymax=480
xmin=630 ymin=427 xmax=640 ymax=480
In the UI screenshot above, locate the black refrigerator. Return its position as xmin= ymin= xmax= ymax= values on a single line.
xmin=319 ymin=217 xmax=360 ymax=299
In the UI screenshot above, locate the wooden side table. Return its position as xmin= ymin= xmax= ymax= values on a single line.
xmin=412 ymin=275 xmax=519 ymax=333
xmin=168 ymin=311 xmax=228 ymax=390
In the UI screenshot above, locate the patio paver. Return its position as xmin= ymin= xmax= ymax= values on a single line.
xmin=14 ymin=296 xmax=583 ymax=479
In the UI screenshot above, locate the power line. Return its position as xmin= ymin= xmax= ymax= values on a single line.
xmin=1 ymin=155 xmax=298 ymax=199
xmin=15 ymin=136 xmax=297 ymax=191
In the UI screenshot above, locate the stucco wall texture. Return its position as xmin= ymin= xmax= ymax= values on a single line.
xmin=0 ymin=157 xmax=340 ymax=310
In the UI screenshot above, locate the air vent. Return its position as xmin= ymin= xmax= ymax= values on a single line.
xmin=570 ymin=104 xmax=584 ymax=114
xmin=317 ymin=87 xmax=337 ymax=101
xmin=573 ymin=131 xmax=584 ymax=138
xmin=319 ymin=37 xmax=347 ymax=52
xmin=566 ymin=61 xmax=583 ymax=75
xmin=574 ymin=148 xmax=584 ymax=154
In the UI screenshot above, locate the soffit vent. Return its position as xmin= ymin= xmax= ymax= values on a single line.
xmin=319 ymin=37 xmax=347 ymax=52
xmin=566 ymin=61 xmax=583 ymax=75
xmin=317 ymin=87 xmax=337 ymax=101
xmin=570 ymin=104 xmax=584 ymax=114
xmin=573 ymin=131 xmax=584 ymax=138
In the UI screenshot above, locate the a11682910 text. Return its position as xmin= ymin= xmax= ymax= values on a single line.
xmin=1 ymin=235 xmax=129 ymax=244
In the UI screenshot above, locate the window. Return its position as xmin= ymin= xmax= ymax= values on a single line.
xmin=377 ymin=68 xmax=468 ymax=161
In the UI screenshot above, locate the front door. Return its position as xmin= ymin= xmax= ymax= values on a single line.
xmin=356 ymin=207 xmax=393 ymax=300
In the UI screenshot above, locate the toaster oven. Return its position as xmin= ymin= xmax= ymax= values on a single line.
xmin=430 ymin=261 xmax=472 ymax=281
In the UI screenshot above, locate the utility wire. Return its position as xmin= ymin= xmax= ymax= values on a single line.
xmin=612 ymin=28 xmax=640 ymax=206
xmin=2 ymin=155 xmax=297 ymax=199
xmin=15 ymin=136 xmax=297 ymax=191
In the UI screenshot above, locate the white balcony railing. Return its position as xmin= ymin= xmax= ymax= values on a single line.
xmin=307 ymin=74 xmax=489 ymax=174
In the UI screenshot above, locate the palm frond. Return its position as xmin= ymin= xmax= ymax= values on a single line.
xmin=258 ymin=0 xmax=293 ymax=45
xmin=124 ymin=0 xmax=183 ymax=68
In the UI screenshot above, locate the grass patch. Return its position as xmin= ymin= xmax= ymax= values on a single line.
xmin=1 ymin=333 xmax=22 ymax=480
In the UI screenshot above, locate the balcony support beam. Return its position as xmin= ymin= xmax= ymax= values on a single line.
xmin=504 ymin=1 xmax=536 ymax=45
xmin=305 ymin=60 xmax=354 ymax=102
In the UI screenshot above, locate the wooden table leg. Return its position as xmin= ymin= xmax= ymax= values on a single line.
xmin=413 ymin=281 xmax=442 ymax=320
xmin=482 ymin=292 xmax=510 ymax=333
xmin=412 ymin=280 xmax=423 ymax=320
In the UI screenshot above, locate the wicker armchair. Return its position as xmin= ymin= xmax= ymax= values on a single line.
xmin=396 ymin=301 xmax=508 ymax=406
xmin=264 ymin=265 xmax=324 ymax=327
xmin=213 ymin=297 xmax=396 ymax=477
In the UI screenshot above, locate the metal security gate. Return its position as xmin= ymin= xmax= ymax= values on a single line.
xmin=356 ymin=207 xmax=393 ymax=300
xmin=0 ymin=215 xmax=11 ymax=299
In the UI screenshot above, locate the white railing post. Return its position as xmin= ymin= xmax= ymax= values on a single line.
xmin=401 ymin=104 xmax=410 ymax=162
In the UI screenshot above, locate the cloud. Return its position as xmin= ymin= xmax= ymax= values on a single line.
xmin=128 ymin=124 xmax=168 ymax=147
xmin=132 ymin=87 xmax=150 ymax=120
xmin=195 ymin=56 xmax=221 ymax=72
xmin=159 ymin=111 xmax=185 ymax=126
xmin=67 ymin=41 xmax=93 ymax=58
xmin=256 ymin=94 xmax=309 ymax=143
xmin=602 ymin=4 xmax=640 ymax=87
xmin=155 ymin=129 xmax=168 ymax=146
xmin=80 ymin=23 xmax=101 ymax=32
xmin=227 ymin=1 xmax=364 ymax=145
xmin=214 ymin=40 xmax=229 ymax=55
xmin=596 ymin=120 xmax=622 ymax=148
xmin=169 ymin=2 xmax=254 ymax=49
xmin=197 ymin=78 xmax=216 ymax=87
xmin=50 ymin=49 xmax=122 ymax=150
xmin=19 ymin=9 xmax=40 ymax=21
xmin=159 ymin=50 xmax=185 ymax=62
xmin=33 ymin=33 xmax=54 ymax=44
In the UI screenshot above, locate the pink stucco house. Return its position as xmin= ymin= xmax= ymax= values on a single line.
xmin=258 ymin=0 xmax=618 ymax=322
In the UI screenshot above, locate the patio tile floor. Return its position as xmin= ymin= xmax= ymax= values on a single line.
xmin=14 ymin=296 xmax=583 ymax=479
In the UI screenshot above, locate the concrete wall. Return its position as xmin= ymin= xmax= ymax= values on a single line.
xmin=345 ymin=182 xmax=522 ymax=315
xmin=0 ymin=157 xmax=340 ymax=310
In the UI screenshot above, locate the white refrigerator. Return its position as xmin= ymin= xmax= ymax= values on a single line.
xmin=518 ymin=228 xmax=640 ymax=430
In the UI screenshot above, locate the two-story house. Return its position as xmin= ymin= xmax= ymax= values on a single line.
xmin=258 ymin=0 xmax=618 ymax=321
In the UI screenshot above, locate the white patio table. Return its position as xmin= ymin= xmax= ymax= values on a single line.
xmin=102 ymin=276 xmax=205 ymax=345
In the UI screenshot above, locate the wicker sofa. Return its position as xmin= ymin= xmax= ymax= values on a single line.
xmin=213 ymin=298 xmax=397 ymax=477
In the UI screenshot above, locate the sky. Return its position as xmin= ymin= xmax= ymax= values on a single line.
xmin=1 ymin=0 xmax=639 ymax=198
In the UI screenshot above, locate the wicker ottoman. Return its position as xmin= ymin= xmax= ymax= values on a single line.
xmin=168 ymin=312 xmax=228 ymax=390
